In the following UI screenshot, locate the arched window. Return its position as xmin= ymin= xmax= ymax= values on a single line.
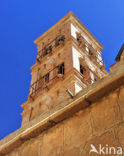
xmin=58 ymin=63 xmax=64 ymax=75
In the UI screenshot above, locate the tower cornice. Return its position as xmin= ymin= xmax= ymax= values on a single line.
xmin=34 ymin=11 xmax=103 ymax=50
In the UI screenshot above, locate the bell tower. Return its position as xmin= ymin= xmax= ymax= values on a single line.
xmin=21 ymin=12 xmax=106 ymax=126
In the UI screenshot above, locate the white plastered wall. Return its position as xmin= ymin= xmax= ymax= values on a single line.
xmin=71 ymin=23 xmax=79 ymax=39
xmin=71 ymin=23 xmax=105 ymax=84
xmin=71 ymin=23 xmax=103 ymax=67
xmin=90 ymin=71 xmax=95 ymax=84
xmin=72 ymin=47 xmax=82 ymax=72
xmin=71 ymin=23 xmax=89 ymax=43
xmin=75 ymin=82 xmax=82 ymax=94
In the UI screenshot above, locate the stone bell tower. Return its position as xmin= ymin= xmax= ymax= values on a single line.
xmin=21 ymin=12 xmax=106 ymax=126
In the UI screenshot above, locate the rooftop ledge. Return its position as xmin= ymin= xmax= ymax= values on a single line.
xmin=0 ymin=65 xmax=124 ymax=155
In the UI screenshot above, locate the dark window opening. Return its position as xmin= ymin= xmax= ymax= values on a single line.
xmin=89 ymin=50 xmax=93 ymax=55
xmin=58 ymin=63 xmax=64 ymax=75
xmin=55 ymin=35 xmax=65 ymax=47
xmin=55 ymin=40 xmax=59 ymax=47
xmin=80 ymin=65 xmax=86 ymax=75
xmin=44 ymin=73 xmax=49 ymax=83
xmin=59 ymin=35 xmax=65 ymax=42
xmin=43 ymin=45 xmax=52 ymax=57
xmin=47 ymin=45 xmax=52 ymax=52
xmin=43 ymin=48 xmax=48 ymax=56
xmin=77 ymin=36 xmax=82 ymax=44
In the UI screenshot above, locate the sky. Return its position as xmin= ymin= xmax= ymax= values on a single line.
xmin=0 ymin=0 xmax=124 ymax=140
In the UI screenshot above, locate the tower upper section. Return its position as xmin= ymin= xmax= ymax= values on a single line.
xmin=21 ymin=12 xmax=106 ymax=126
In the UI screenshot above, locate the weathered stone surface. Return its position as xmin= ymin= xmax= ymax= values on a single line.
xmin=118 ymin=86 xmax=124 ymax=121
xmin=63 ymin=109 xmax=92 ymax=154
xmin=64 ymin=147 xmax=80 ymax=156
xmin=20 ymin=139 xmax=39 ymax=156
xmin=82 ymin=130 xmax=118 ymax=156
xmin=5 ymin=88 xmax=124 ymax=156
xmin=5 ymin=150 xmax=18 ymax=156
xmin=91 ymin=92 xmax=121 ymax=135
xmin=115 ymin=122 xmax=124 ymax=149
xmin=41 ymin=125 xmax=63 ymax=156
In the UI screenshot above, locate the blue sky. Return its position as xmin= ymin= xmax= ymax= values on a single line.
xmin=0 ymin=0 xmax=124 ymax=140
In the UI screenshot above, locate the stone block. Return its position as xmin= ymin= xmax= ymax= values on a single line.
xmin=64 ymin=147 xmax=80 ymax=156
xmin=64 ymin=110 xmax=92 ymax=153
xmin=115 ymin=122 xmax=124 ymax=149
xmin=20 ymin=139 xmax=39 ymax=156
xmin=41 ymin=125 xmax=63 ymax=156
xmin=82 ymin=131 xmax=118 ymax=156
xmin=118 ymin=87 xmax=124 ymax=121
xmin=91 ymin=92 xmax=121 ymax=135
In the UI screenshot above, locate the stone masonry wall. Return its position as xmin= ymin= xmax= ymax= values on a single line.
xmin=6 ymin=85 xmax=124 ymax=156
